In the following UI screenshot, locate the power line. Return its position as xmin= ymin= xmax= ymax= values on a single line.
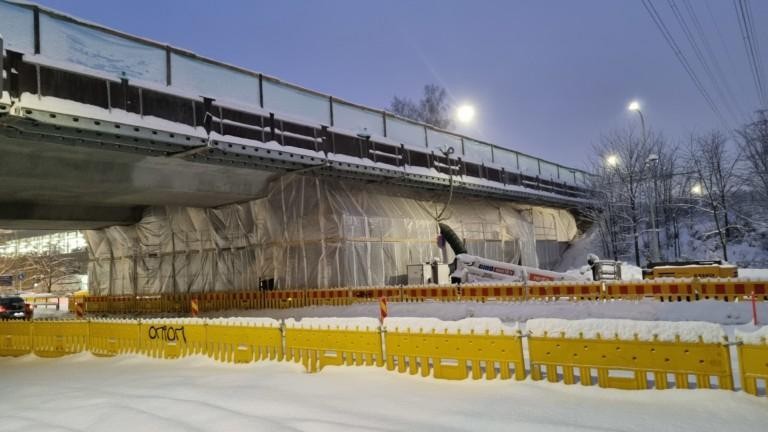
xmin=680 ymin=0 xmax=749 ymax=122
xmin=705 ymin=0 xmax=752 ymax=108
xmin=668 ymin=0 xmax=742 ymax=127
xmin=641 ymin=0 xmax=730 ymax=129
xmin=745 ymin=0 xmax=767 ymax=105
xmin=734 ymin=0 xmax=768 ymax=107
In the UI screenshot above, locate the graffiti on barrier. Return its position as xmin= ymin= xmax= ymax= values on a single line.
xmin=148 ymin=325 xmax=187 ymax=343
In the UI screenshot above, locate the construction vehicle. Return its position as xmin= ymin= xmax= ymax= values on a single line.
xmin=450 ymin=254 xmax=586 ymax=284
xmin=642 ymin=260 xmax=737 ymax=280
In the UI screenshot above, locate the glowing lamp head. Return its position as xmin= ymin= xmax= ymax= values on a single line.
xmin=605 ymin=154 xmax=620 ymax=167
xmin=628 ymin=101 xmax=641 ymax=112
xmin=691 ymin=183 xmax=703 ymax=196
xmin=456 ymin=104 xmax=476 ymax=124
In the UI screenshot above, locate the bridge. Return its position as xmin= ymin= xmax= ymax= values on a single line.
xmin=0 ymin=1 xmax=591 ymax=230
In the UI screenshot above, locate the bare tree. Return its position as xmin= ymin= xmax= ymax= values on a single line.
xmin=653 ymin=144 xmax=688 ymax=259
xmin=390 ymin=84 xmax=452 ymax=129
xmin=589 ymin=127 xmax=659 ymax=265
xmin=419 ymin=84 xmax=451 ymax=129
xmin=0 ymin=256 xmax=23 ymax=293
xmin=686 ymin=132 xmax=741 ymax=261
xmin=390 ymin=96 xmax=422 ymax=123
xmin=738 ymin=110 xmax=768 ymax=205
xmin=21 ymin=252 xmax=80 ymax=293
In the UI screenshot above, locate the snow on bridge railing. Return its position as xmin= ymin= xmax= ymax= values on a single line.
xmin=0 ymin=0 xmax=592 ymax=189
xmin=2 ymin=317 xmax=767 ymax=397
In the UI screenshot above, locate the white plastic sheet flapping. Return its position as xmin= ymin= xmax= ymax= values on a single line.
xmin=86 ymin=175 xmax=574 ymax=295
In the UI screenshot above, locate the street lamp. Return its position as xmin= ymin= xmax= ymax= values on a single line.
xmin=456 ymin=104 xmax=476 ymax=124
xmin=627 ymin=100 xmax=646 ymax=141
xmin=691 ymin=183 xmax=703 ymax=196
xmin=629 ymin=100 xmax=659 ymax=263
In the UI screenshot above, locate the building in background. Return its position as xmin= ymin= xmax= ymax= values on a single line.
xmin=0 ymin=230 xmax=88 ymax=293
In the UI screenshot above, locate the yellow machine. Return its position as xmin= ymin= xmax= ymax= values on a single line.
xmin=642 ymin=260 xmax=738 ymax=280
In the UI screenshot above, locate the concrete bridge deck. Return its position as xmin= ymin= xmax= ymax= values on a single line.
xmin=0 ymin=1 xmax=592 ymax=229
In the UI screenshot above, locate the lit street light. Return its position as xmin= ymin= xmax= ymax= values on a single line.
xmin=691 ymin=183 xmax=703 ymax=196
xmin=627 ymin=100 xmax=646 ymax=140
xmin=605 ymin=154 xmax=620 ymax=167
xmin=456 ymin=104 xmax=476 ymax=124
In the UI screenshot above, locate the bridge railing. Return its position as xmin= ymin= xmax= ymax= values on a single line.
xmin=0 ymin=0 xmax=592 ymax=197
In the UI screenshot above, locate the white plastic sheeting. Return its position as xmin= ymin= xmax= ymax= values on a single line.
xmin=529 ymin=207 xmax=578 ymax=242
xmin=86 ymin=176 xmax=574 ymax=295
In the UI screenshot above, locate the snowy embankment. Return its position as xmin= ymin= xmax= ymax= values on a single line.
xmin=203 ymin=299 xmax=768 ymax=325
xmin=1 ymin=353 xmax=766 ymax=432
xmin=526 ymin=318 xmax=726 ymax=342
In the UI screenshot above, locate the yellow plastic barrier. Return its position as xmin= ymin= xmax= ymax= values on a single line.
xmin=285 ymin=322 xmax=383 ymax=373
xmin=31 ymin=321 xmax=89 ymax=358
xmin=89 ymin=320 xmax=141 ymax=357
xmin=4 ymin=317 xmax=767 ymax=399
xmin=385 ymin=327 xmax=525 ymax=381
xmin=139 ymin=319 xmax=207 ymax=359
xmin=529 ymin=332 xmax=733 ymax=390
xmin=0 ymin=320 xmax=32 ymax=357
xmin=205 ymin=321 xmax=283 ymax=363
xmin=736 ymin=333 xmax=768 ymax=396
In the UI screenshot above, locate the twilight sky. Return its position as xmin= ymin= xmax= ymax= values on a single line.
xmin=34 ymin=0 xmax=768 ymax=169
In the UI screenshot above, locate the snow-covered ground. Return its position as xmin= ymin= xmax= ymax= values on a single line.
xmin=202 ymin=299 xmax=768 ymax=325
xmin=8 ymin=277 xmax=768 ymax=431
xmin=1 ymin=353 xmax=766 ymax=432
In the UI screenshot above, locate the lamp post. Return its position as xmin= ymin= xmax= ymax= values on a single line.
xmin=629 ymin=101 xmax=660 ymax=263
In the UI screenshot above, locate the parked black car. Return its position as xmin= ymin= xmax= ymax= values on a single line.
xmin=0 ymin=296 xmax=28 ymax=320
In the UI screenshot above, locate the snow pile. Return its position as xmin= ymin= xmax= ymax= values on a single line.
xmin=385 ymin=317 xmax=519 ymax=335
xmin=90 ymin=318 xmax=138 ymax=324
xmin=206 ymin=317 xmax=280 ymax=327
xmin=284 ymin=317 xmax=380 ymax=331
xmin=737 ymin=268 xmax=768 ymax=279
xmin=88 ymin=317 xmax=279 ymax=327
xmin=19 ymin=94 xmax=206 ymax=138
xmin=208 ymin=299 xmax=768 ymax=325
xmin=735 ymin=326 xmax=768 ymax=345
xmin=139 ymin=318 xmax=207 ymax=325
xmin=527 ymin=318 xmax=726 ymax=343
